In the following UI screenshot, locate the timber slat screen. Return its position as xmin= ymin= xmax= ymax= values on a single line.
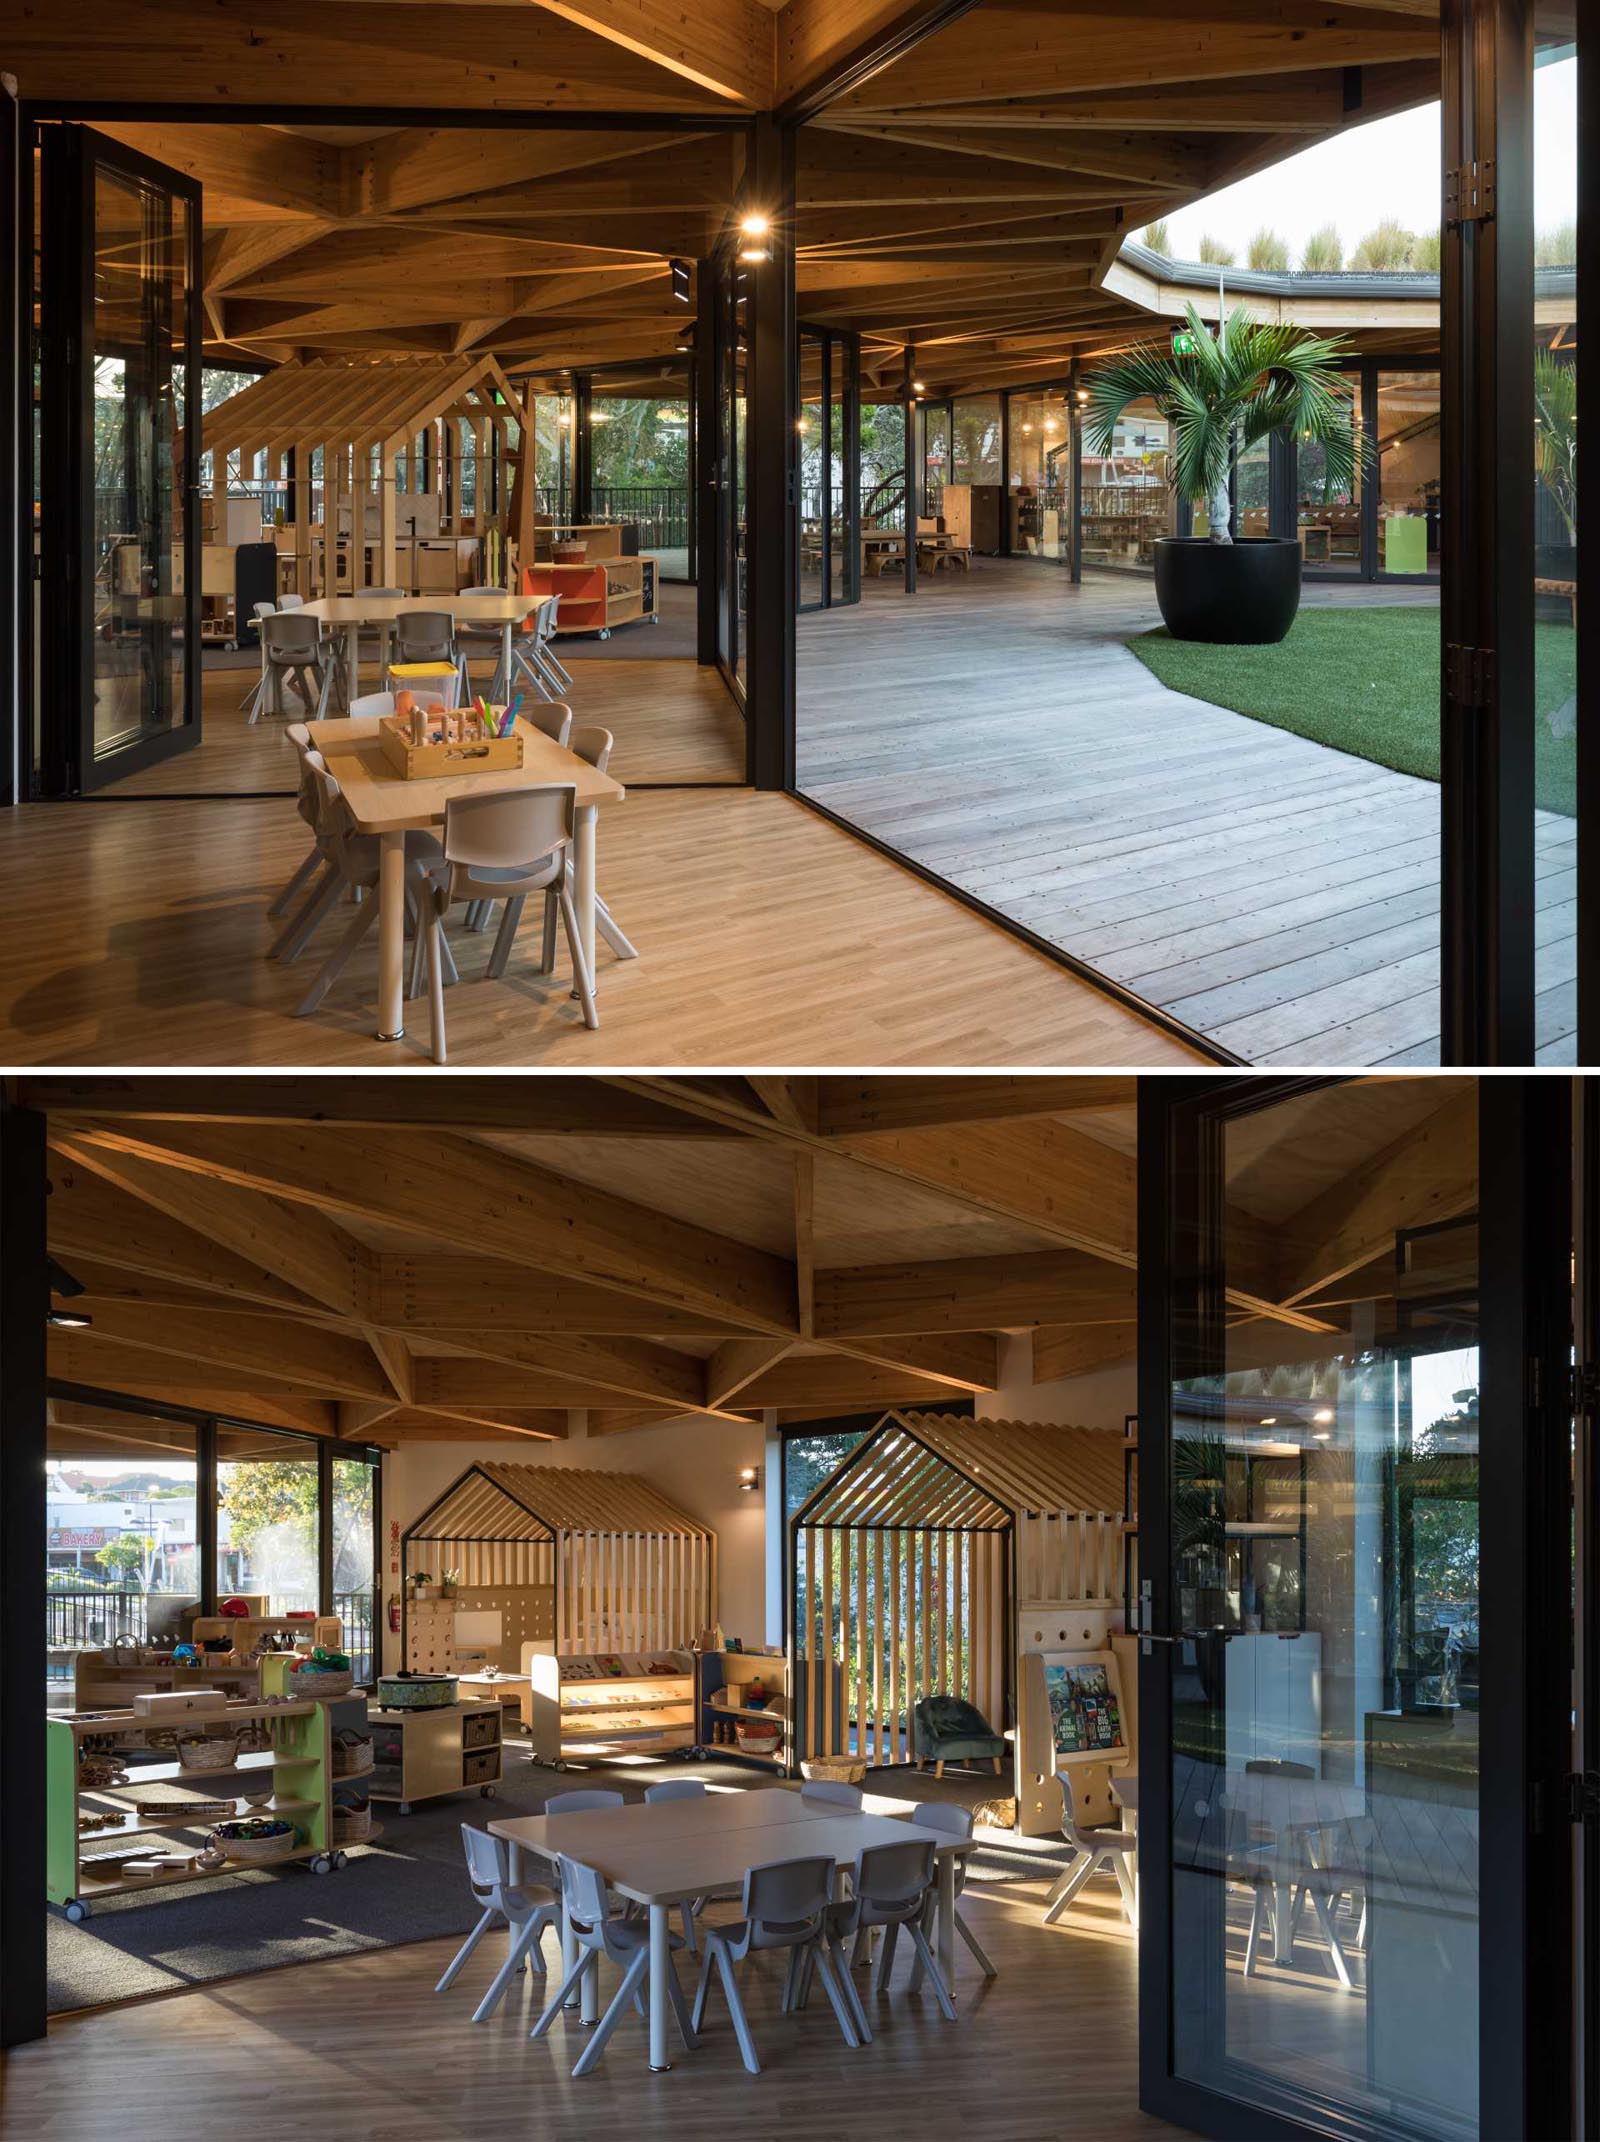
xmin=403 ymin=1461 xmax=715 ymax=1660
xmin=790 ymin=1411 xmax=1127 ymax=1765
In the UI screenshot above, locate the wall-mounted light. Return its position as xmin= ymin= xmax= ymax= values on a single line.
xmin=737 ymin=1466 xmax=761 ymax=1494
xmin=48 ymin=1256 xmax=91 ymax=1327
xmin=669 ymin=257 xmax=692 ymax=305
xmin=48 ymin=1309 xmax=92 ymax=1329
xmin=740 ymin=213 xmax=770 ymax=238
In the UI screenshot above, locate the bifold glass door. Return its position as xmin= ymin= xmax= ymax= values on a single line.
xmin=1138 ymin=1075 xmax=1573 ymax=2141
xmin=37 ymin=124 xmax=201 ymax=792
xmin=797 ymin=326 xmax=859 ymax=614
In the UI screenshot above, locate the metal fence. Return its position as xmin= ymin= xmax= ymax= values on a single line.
xmin=44 ymin=1585 xmax=378 ymax=1681
xmin=592 ymin=484 xmax=688 ymax=549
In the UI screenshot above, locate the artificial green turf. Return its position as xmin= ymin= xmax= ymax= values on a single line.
xmin=1128 ymin=605 xmax=1578 ymax=817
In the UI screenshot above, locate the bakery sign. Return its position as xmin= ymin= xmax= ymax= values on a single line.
xmin=49 ymin=1527 xmax=110 ymax=1550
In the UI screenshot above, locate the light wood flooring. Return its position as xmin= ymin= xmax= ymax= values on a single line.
xmin=796 ymin=562 xmax=1578 ymax=1065
xmin=101 ymin=652 xmax=745 ymax=798
xmin=0 ymin=1883 xmax=1183 ymax=2142
xmin=0 ymin=785 xmax=1200 ymax=1066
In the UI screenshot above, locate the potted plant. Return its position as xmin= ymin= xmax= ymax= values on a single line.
xmin=440 ymin=1568 xmax=460 ymax=1599
xmin=1084 ymin=303 xmax=1368 ymax=643
xmin=409 ymin=1570 xmax=440 ymax=1601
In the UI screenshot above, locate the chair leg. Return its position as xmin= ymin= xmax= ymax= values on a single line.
xmin=665 ymin=1951 xmax=699 ymax=2050
xmin=690 ymin=1944 xmax=718 ymax=2036
xmin=558 ymin=882 xmax=599 ymax=1029
xmin=571 ymin=1947 xmax=651 ymax=2077
xmin=426 ymin=907 xmax=448 ymax=1064
xmin=782 ymin=1946 xmax=806 ymax=2014
xmin=434 ymin=1906 xmax=497 ymax=1993
xmin=531 ymin=1947 xmax=595 ymax=2040
xmin=715 ymin=1954 xmax=763 ymax=2076
xmin=594 ymin=893 xmax=639 ymax=961
xmin=295 ymin=889 xmax=378 ymax=1016
xmin=1308 ymin=1888 xmax=1355 ymax=1993
xmin=811 ymin=1942 xmax=863 ymax=2050
xmin=540 ymin=887 xmax=559 ymax=975
xmin=267 ymin=846 xmax=321 ymax=920
xmin=270 ymin=862 xmax=342 ymax=963
xmin=471 ymin=1909 xmax=552 ymax=2022
xmin=1243 ymin=1884 xmax=1271 ymax=1978
xmin=1112 ymin=1852 xmax=1139 ymax=1931
xmin=678 ymin=1902 xmax=696 ymax=1954
xmin=829 ymin=1937 xmax=872 ymax=2043
xmin=956 ymin=1907 xmax=998 ymax=1978
xmin=486 ymin=893 xmax=526 ymax=982
xmin=906 ymin=1922 xmax=957 ymax=2022
xmin=871 ymin=1920 xmax=900 ymax=1994
xmin=1042 ymin=1849 xmax=1095 ymax=1926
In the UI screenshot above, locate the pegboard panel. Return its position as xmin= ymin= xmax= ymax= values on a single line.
xmin=405 ymin=1599 xmax=456 ymax=1674
xmin=453 ymin=1584 xmax=554 ymax=1672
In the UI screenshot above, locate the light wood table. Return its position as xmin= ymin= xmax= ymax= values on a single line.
xmin=490 ymin=1786 xmax=966 ymax=2073
xmin=306 ymin=714 xmax=625 ymax=1043
xmin=301 ymin=591 xmax=533 ymax=706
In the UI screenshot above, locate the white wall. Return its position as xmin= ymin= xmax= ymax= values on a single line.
xmin=381 ymin=1411 xmax=769 ymax=1673
xmin=983 ymin=1331 xmax=1136 ymax=1432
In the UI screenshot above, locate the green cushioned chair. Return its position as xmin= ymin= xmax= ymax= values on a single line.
xmin=913 ymin=1695 xmax=1006 ymax=1779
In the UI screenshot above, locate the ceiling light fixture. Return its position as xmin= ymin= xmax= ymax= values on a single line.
xmin=739 ymin=212 xmax=770 ymax=238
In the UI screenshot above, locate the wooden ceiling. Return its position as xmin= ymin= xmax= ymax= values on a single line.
xmin=20 ymin=1075 xmax=1475 ymax=1451
xmin=18 ymin=0 xmax=1452 ymax=386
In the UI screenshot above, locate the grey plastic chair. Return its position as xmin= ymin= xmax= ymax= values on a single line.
xmin=691 ymin=1854 xmax=861 ymax=2074
xmin=266 ymin=723 xmax=322 ymax=923
xmin=413 ymin=784 xmax=598 ymax=1058
xmin=529 ymin=1856 xmax=697 ymax=2077
xmin=1042 ymin=1766 xmax=1137 ymax=1929
xmin=907 ymin=1799 xmax=995 ymax=1984
xmin=242 ymin=600 xmax=281 ymax=717
xmin=290 ymin=765 xmax=444 ymax=1018
xmin=798 ymin=1835 xmax=954 ymax=2040
xmin=461 ymin=701 xmax=573 ymax=936
xmin=435 ymin=1825 xmax=559 ymax=2023
xmin=800 ymin=1778 xmax=863 ymax=1811
xmin=387 ymin=607 xmax=459 ymax=694
xmin=508 ymin=595 xmax=569 ymax=702
xmin=544 ymin=1788 xmax=623 ymax=1816
xmin=262 ymin=610 xmax=336 ymax=720
xmin=455 ymin=585 xmax=512 ymax=699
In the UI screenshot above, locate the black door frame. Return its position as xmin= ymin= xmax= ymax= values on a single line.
xmin=1136 ymin=1072 xmax=1575 ymax=2140
xmin=36 ymin=122 xmax=204 ymax=795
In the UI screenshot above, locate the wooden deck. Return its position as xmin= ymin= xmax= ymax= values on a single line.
xmin=797 ymin=561 xmax=1577 ymax=1065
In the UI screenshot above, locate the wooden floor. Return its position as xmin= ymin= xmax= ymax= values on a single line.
xmin=0 ymin=1884 xmax=1183 ymax=2142
xmin=0 ymin=785 xmax=1199 ymax=1066
xmin=797 ymin=562 xmax=1578 ymax=1065
xmin=101 ymin=652 xmax=746 ymax=798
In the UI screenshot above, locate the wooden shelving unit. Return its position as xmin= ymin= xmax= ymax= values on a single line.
xmin=696 ymin=1650 xmax=791 ymax=1773
xmin=366 ymin=1700 xmax=502 ymax=1814
xmin=527 ymin=1651 xmax=695 ymax=1767
xmin=47 ymin=1698 xmax=335 ymax=1921
xmin=520 ymin=552 xmax=659 ymax=639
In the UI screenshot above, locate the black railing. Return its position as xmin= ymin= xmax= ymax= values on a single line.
xmin=592 ymin=484 xmax=688 ymax=549
xmin=46 ymin=1586 xmax=149 ymax=1663
xmin=335 ymin=1589 xmax=376 ymax=1682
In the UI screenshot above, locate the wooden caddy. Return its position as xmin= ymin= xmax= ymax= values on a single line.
xmin=378 ymin=708 xmax=525 ymax=781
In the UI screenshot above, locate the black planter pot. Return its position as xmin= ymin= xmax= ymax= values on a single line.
xmin=1152 ymin=535 xmax=1303 ymax=645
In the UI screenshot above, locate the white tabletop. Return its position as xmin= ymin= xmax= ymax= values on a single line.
xmin=489 ymin=1786 xmax=960 ymax=1909
xmin=302 ymin=592 xmax=530 ymax=625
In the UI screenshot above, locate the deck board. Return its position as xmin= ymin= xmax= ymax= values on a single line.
xmin=797 ymin=561 xmax=1578 ymax=1065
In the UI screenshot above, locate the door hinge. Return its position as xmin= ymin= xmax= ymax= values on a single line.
xmin=1445 ymin=642 xmax=1495 ymax=712
xmin=1445 ymin=159 xmax=1496 ymax=226
xmin=1569 ymin=1772 xmax=1600 ymax=1823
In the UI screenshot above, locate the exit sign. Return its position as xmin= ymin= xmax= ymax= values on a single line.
xmin=1172 ymin=327 xmax=1202 ymax=357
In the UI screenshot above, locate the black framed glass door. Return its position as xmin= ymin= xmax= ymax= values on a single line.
xmin=797 ymin=324 xmax=859 ymax=614
xmin=1137 ymin=1074 xmax=1573 ymax=2141
xmin=37 ymin=123 xmax=201 ymax=793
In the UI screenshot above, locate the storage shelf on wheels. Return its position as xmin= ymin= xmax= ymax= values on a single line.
xmin=695 ymin=1649 xmax=791 ymax=1773
xmin=528 ymin=1653 xmax=696 ymax=1768
xmin=46 ymin=1696 xmax=337 ymax=1921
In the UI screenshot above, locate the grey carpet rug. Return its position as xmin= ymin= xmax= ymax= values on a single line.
xmin=48 ymin=1747 xmax=1069 ymax=2015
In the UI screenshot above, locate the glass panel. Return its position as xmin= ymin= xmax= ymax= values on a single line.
xmin=89 ymin=161 xmax=192 ymax=766
xmin=533 ymin=392 xmax=573 ymax=529
xmin=921 ymin=401 xmax=949 ymax=521
xmin=331 ymin=1454 xmax=378 ymax=1684
xmin=589 ymin=380 xmax=693 ymax=581
xmin=1081 ymin=394 xmax=1174 ymax=569
xmin=46 ymin=1403 xmax=199 ymax=1712
xmin=1171 ymin=1080 xmax=1479 ymax=2140
xmin=1235 ymin=433 xmax=1271 ymax=540
xmin=1533 ymin=16 xmax=1578 ymax=1061
xmin=216 ymin=1427 xmax=319 ymax=1615
xmin=828 ymin=352 xmax=849 ymax=600
xmin=859 ymin=395 xmax=906 ymax=551
xmin=799 ymin=330 xmax=826 ymax=610
xmin=1377 ymin=371 xmax=1441 ymax=576
xmin=1008 ymin=389 xmax=1071 ymax=563
xmin=951 ymin=393 xmax=1001 ymax=484
xmin=1296 ymin=371 xmax=1363 ymax=572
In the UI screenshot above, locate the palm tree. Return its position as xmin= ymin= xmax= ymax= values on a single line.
xmin=1534 ymin=348 xmax=1577 ymax=542
xmin=1083 ymin=302 xmax=1368 ymax=544
xmin=1301 ymin=223 xmax=1344 ymax=272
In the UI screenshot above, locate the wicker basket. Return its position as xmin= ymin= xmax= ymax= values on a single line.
xmin=734 ymin=1717 xmax=784 ymax=1754
xmin=178 ymin=1734 xmax=242 ymax=1773
xmin=211 ymin=1820 xmax=299 ymax=1866
xmin=291 ymin=1667 xmax=354 ymax=1700
xmin=801 ymin=1755 xmax=868 ymax=1786
xmin=332 ymin=1737 xmax=375 ymax=1779
xmin=331 ymin=1803 xmax=372 ymax=1845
